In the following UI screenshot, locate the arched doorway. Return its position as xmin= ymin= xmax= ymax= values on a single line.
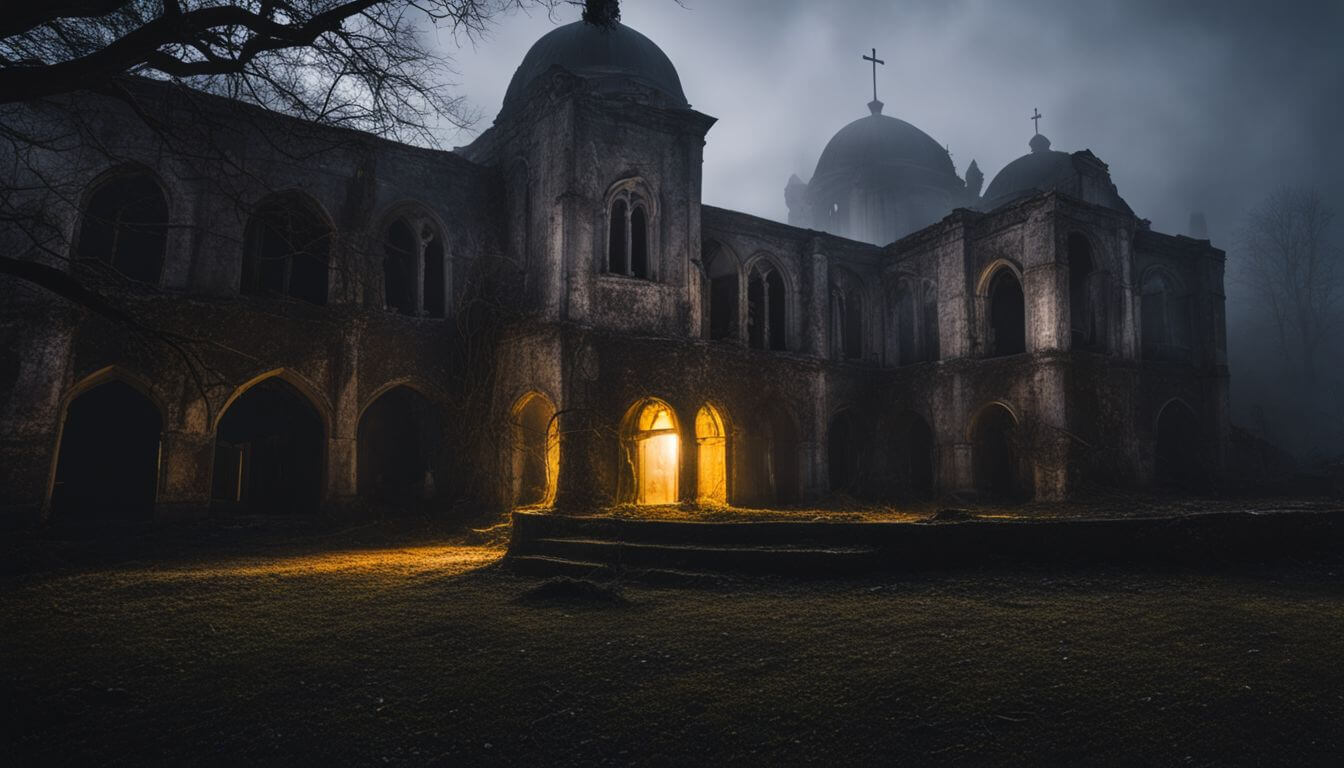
xmin=512 ymin=393 xmax=558 ymax=507
xmin=889 ymin=412 xmax=935 ymax=498
xmin=987 ymin=268 xmax=1026 ymax=357
xmin=358 ymin=386 xmax=442 ymax=510
xmin=696 ymin=404 xmax=728 ymax=505
xmin=972 ymin=404 xmax=1022 ymax=501
xmin=828 ymin=410 xmax=859 ymax=493
xmin=1155 ymin=400 xmax=1202 ymax=489
xmin=51 ymin=380 xmax=162 ymax=521
xmin=212 ymin=378 xmax=324 ymax=514
xmin=626 ymin=400 xmax=679 ymax=505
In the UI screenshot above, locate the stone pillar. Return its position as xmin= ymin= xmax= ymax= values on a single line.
xmin=326 ymin=323 xmax=361 ymax=510
xmin=0 ymin=320 xmax=73 ymax=524
xmin=156 ymin=429 xmax=214 ymax=519
xmin=950 ymin=442 xmax=974 ymax=495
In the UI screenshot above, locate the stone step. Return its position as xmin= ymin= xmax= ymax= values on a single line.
xmin=527 ymin=536 xmax=877 ymax=575
xmin=508 ymin=555 xmax=730 ymax=586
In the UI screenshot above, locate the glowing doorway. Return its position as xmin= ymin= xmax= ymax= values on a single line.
xmin=696 ymin=405 xmax=727 ymax=505
xmin=633 ymin=401 xmax=679 ymax=505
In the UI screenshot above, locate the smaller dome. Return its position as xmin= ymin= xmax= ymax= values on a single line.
xmin=500 ymin=21 xmax=688 ymax=116
xmin=982 ymin=133 xmax=1074 ymax=203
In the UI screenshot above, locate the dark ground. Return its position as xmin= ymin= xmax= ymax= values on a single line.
xmin=2 ymin=510 xmax=1342 ymax=767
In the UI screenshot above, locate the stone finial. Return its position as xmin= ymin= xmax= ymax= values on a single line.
xmin=1029 ymin=133 xmax=1051 ymax=153
xmin=868 ymin=99 xmax=884 ymax=116
xmin=966 ymin=159 xmax=984 ymax=198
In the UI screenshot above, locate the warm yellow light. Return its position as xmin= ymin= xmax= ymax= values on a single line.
xmin=638 ymin=432 xmax=679 ymax=504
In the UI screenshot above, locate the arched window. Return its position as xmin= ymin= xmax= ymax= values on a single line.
xmin=695 ymin=405 xmax=727 ymax=505
xmin=1068 ymin=233 xmax=1105 ymax=350
xmin=748 ymin=260 xmax=788 ymax=351
xmin=382 ymin=214 xmax=447 ymax=318
xmin=830 ymin=268 xmax=865 ymax=361
xmin=74 ymin=168 xmax=168 ymax=284
xmin=51 ymin=379 xmax=162 ymax=521
xmin=986 ymin=268 xmax=1026 ymax=357
xmin=704 ymin=240 xmax=739 ymax=341
xmin=358 ymin=386 xmax=442 ymax=510
xmin=1141 ymin=270 xmax=1192 ymax=362
xmin=242 ymin=193 xmax=331 ymax=305
xmin=512 ymin=392 xmax=559 ymax=507
xmin=606 ymin=183 xmax=653 ymax=279
xmin=626 ymin=400 xmax=679 ymax=505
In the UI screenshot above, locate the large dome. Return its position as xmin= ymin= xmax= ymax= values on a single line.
xmin=811 ymin=103 xmax=956 ymax=185
xmin=500 ymin=21 xmax=688 ymax=116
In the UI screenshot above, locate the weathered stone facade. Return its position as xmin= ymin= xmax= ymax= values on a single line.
xmin=0 ymin=18 xmax=1229 ymax=524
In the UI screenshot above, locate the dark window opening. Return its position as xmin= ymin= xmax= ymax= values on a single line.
xmin=843 ymin=291 xmax=863 ymax=359
xmin=705 ymin=243 xmax=739 ymax=340
xmin=50 ymin=380 xmax=161 ymax=522
xmin=747 ymin=272 xmax=766 ymax=349
xmin=607 ymin=199 xmax=628 ymax=275
xmin=630 ymin=205 xmax=649 ymax=278
xmin=424 ymin=236 xmax=446 ymax=318
xmin=767 ymin=269 xmax=787 ymax=351
xmin=74 ymin=170 xmax=168 ymax=285
xmin=893 ymin=283 xmax=917 ymax=366
xmin=212 ymin=378 xmax=323 ymax=514
xmin=384 ymin=219 xmax=417 ymax=316
xmin=358 ymin=387 xmax=441 ymax=511
xmin=988 ymin=269 xmax=1026 ymax=357
xmin=243 ymin=195 xmax=331 ymax=305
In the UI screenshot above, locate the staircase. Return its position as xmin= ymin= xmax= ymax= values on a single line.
xmin=507 ymin=512 xmax=879 ymax=580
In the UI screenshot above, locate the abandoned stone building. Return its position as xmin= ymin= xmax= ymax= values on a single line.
xmin=0 ymin=13 xmax=1230 ymax=524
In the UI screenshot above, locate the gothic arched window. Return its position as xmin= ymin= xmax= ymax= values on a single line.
xmin=382 ymin=213 xmax=447 ymax=318
xmin=748 ymin=259 xmax=788 ymax=351
xmin=605 ymin=181 xmax=654 ymax=279
xmin=74 ymin=168 xmax=168 ymax=285
xmin=830 ymin=267 xmax=864 ymax=361
xmin=1141 ymin=270 xmax=1191 ymax=362
xmin=242 ymin=192 xmax=332 ymax=306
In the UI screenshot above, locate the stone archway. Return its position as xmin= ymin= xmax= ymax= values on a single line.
xmin=358 ymin=386 xmax=442 ymax=510
xmin=212 ymin=377 xmax=324 ymax=514
xmin=50 ymin=379 xmax=162 ymax=521
xmin=972 ymin=403 xmax=1024 ymax=501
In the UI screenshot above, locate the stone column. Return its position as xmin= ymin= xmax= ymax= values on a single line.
xmin=326 ymin=323 xmax=361 ymax=511
xmin=156 ymin=429 xmax=215 ymax=520
xmin=0 ymin=319 xmax=73 ymax=524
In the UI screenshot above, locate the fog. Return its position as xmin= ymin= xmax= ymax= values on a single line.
xmin=438 ymin=0 xmax=1344 ymax=459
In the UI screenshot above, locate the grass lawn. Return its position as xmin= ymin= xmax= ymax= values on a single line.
xmin=3 ymin=519 xmax=1342 ymax=766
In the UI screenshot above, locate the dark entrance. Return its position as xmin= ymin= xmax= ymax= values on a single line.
xmin=890 ymin=412 xmax=935 ymax=498
xmin=51 ymin=380 xmax=162 ymax=521
xmin=1155 ymin=400 xmax=1202 ymax=489
xmin=972 ymin=404 xmax=1022 ymax=500
xmin=828 ymin=411 xmax=859 ymax=493
xmin=358 ymin=387 xmax=441 ymax=511
xmin=212 ymin=378 xmax=324 ymax=514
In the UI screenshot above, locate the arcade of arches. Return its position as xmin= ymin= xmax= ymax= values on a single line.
xmin=211 ymin=378 xmax=324 ymax=514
